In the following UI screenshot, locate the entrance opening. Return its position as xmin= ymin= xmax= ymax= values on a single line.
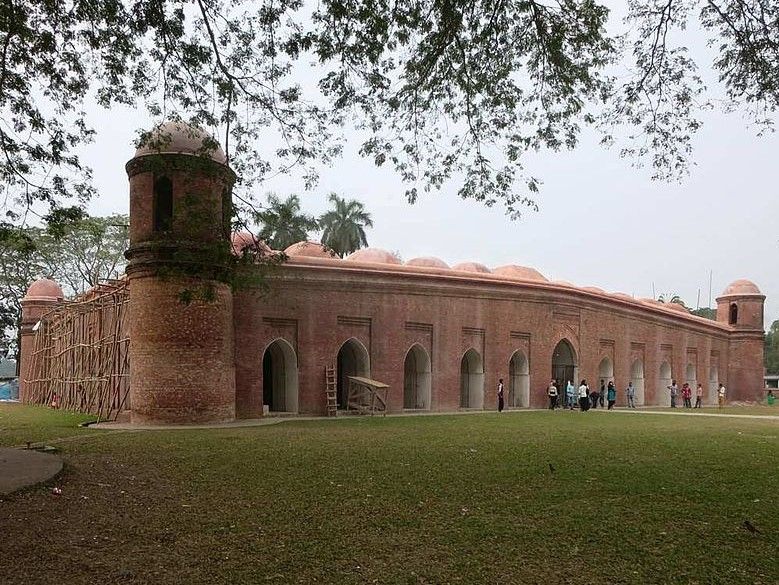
xmin=630 ymin=359 xmax=645 ymax=406
xmin=337 ymin=338 xmax=370 ymax=408
xmin=460 ymin=349 xmax=484 ymax=409
xmin=404 ymin=344 xmax=431 ymax=410
xmin=262 ymin=339 xmax=299 ymax=413
xmin=709 ymin=364 xmax=719 ymax=404
xmin=659 ymin=361 xmax=672 ymax=406
xmin=551 ymin=339 xmax=577 ymax=392
xmin=153 ymin=176 xmax=173 ymax=232
xmin=729 ymin=303 xmax=738 ymax=325
xmin=509 ymin=351 xmax=530 ymax=408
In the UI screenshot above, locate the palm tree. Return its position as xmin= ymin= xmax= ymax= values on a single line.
xmin=255 ymin=193 xmax=318 ymax=250
xmin=319 ymin=193 xmax=374 ymax=258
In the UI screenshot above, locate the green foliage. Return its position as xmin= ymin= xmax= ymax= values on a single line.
xmin=319 ymin=193 xmax=373 ymax=258
xmin=0 ymin=214 xmax=129 ymax=358
xmin=765 ymin=320 xmax=779 ymax=375
xmin=4 ymin=0 xmax=776 ymax=229
xmin=255 ymin=193 xmax=318 ymax=250
xmin=691 ymin=307 xmax=716 ymax=320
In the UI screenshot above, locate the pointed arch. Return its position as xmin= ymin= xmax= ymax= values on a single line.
xmin=460 ymin=348 xmax=484 ymax=409
xmin=708 ymin=363 xmax=719 ymax=404
xmin=403 ymin=344 xmax=431 ymax=410
xmin=551 ymin=338 xmax=578 ymax=392
xmin=659 ymin=361 xmax=672 ymax=406
xmin=630 ymin=358 xmax=645 ymax=406
xmin=686 ymin=363 xmax=697 ymax=391
xmin=509 ymin=350 xmax=530 ymax=408
xmin=336 ymin=338 xmax=370 ymax=408
xmin=598 ymin=357 xmax=615 ymax=391
xmin=262 ymin=338 xmax=298 ymax=413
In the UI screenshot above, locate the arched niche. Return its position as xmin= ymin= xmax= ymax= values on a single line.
xmin=659 ymin=361 xmax=672 ymax=406
xmin=509 ymin=350 xmax=530 ymax=408
xmin=551 ymin=339 xmax=577 ymax=391
xmin=403 ymin=344 xmax=431 ymax=410
xmin=262 ymin=338 xmax=298 ymax=413
xmin=598 ymin=357 xmax=615 ymax=391
xmin=708 ymin=364 xmax=719 ymax=404
xmin=630 ymin=359 xmax=645 ymax=406
xmin=336 ymin=338 xmax=370 ymax=408
xmin=460 ymin=349 xmax=484 ymax=409
xmin=729 ymin=303 xmax=738 ymax=325
xmin=686 ymin=363 xmax=697 ymax=395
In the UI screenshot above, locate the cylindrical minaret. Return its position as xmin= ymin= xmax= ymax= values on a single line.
xmin=125 ymin=121 xmax=236 ymax=424
xmin=716 ymin=279 xmax=765 ymax=402
xmin=19 ymin=278 xmax=64 ymax=402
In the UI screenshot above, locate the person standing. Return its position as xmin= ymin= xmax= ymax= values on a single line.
xmin=682 ymin=383 xmax=692 ymax=408
xmin=668 ymin=380 xmax=678 ymax=408
xmin=598 ymin=379 xmax=606 ymax=408
xmin=606 ymin=381 xmax=617 ymax=410
xmin=497 ymin=378 xmax=505 ymax=412
xmin=578 ymin=380 xmax=590 ymax=411
xmin=718 ymin=383 xmax=726 ymax=409
xmin=566 ymin=380 xmax=576 ymax=410
xmin=626 ymin=381 xmax=636 ymax=408
xmin=694 ymin=383 xmax=703 ymax=408
xmin=590 ymin=384 xmax=599 ymax=409
xmin=548 ymin=380 xmax=558 ymax=410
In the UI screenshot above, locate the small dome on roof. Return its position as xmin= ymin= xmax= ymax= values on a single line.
xmin=582 ymin=286 xmax=605 ymax=294
xmin=640 ymin=298 xmax=662 ymax=305
xmin=284 ymin=241 xmax=336 ymax=259
xmin=493 ymin=265 xmax=548 ymax=282
xmin=552 ymin=280 xmax=574 ymax=287
xmin=25 ymin=278 xmax=64 ymax=301
xmin=721 ymin=279 xmax=761 ymax=296
xmin=452 ymin=262 xmax=491 ymax=274
xmin=664 ymin=302 xmax=689 ymax=312
xmin=134 ymin=121 xmax=227 ymax=164
xmin=231 ymin=232 xmax=271 ymax=256
xmin=406 ymin=257 xmax=450 ymax=269
xmin=612 ymin=292 xmax=634 ymax=301
xmin=345 ymin=248 xmax=401 ymax=265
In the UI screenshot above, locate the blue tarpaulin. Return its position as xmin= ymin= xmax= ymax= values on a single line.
xmin=0 ymin=380 xmax=19 ymax=401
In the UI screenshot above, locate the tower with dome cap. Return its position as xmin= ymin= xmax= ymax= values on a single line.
xmin=125 ymin=121 xmax=237 ymax=424
xmin=19 ymin=278 xmax=64 ymax=402
xmin=716 ymin=279 xmax=765 ymax=401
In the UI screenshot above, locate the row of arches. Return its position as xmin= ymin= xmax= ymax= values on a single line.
xmin=261 ymin=337 xmax=721 ymax=413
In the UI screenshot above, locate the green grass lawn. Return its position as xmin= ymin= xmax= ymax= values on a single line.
xmin=1 ymin=403 xmax=777 ymax=585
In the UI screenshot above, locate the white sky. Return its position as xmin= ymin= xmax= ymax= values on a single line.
xmin=80 ymin=5 xmax=779 ymax=330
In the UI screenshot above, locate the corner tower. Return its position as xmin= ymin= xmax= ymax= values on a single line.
xmin=19 ymin=278 xmax=64 ymax=402
xmin=716 ymin=279 xmax=765 ymax=402
xmin=125 ymin=122 xmax=236 ymax=424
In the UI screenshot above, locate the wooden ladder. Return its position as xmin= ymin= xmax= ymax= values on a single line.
xmin=325 ymin=365 xmax=338 ymax=417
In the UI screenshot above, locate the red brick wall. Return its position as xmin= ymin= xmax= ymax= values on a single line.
xmin=233 ymin=264 xmax=756 ymax=417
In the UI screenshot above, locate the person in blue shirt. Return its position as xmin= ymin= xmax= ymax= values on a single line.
xmin=566 ymin=380 xmax=576 ymax=410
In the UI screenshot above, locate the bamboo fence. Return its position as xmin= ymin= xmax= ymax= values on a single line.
xmin=24 ymin=279 xmax=130 ymax=421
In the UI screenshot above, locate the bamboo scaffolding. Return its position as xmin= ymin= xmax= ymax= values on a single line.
xmin=24 ymin=280 xmax=130 ymax=421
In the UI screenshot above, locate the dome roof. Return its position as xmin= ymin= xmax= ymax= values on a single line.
xmin=25 ymin=278 xmax=64 ymax=301
xmin=452 ymin=262 xmax=491 ymax=274
xmin=284 ymin=241 xmax=336 ymax=259
xmin=721 ymin=279 xmax=762 ymax=296
xmin=612 ymin=292 xmax=634 ymax=301
xmin=231 ymin=232 xmax=271 ymax=256
xmin=582 ymin=286 xmax=605 ymax=294
xmin=405 ymin=257 xmax=450 ymax=269
xmin=664 ymin=302 xmax=689 ymax=312
xmin=552 ymin=280 xmax=574 ymax=287
xmin=640 ymin=298 xmax=662 ymax=305
xmin=493 ymin=265 xmax=548 ymax=282
xmin=134 ymin=121 xmax=227 ymax=164
xmin=345 ymin=248 xmax=401 ymax=265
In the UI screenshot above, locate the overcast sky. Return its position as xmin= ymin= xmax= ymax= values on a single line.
xmin=79 ymin=4 xmax=779 ymax=330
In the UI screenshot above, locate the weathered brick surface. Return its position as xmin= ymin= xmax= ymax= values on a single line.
xmin=233 ymin=262 xmax=765 ymax=416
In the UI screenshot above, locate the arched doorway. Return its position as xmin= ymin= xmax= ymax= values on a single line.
xmin=404 ymin=345 xmax=431 ymax=410
xmin=685 ymin=364 xmax=697 ymax=404
xmin=337 ymin=338 xmax=370 ymax=408
xmin=630 ymin=359 xmax=645 ymax=406
xmin=598 ymin=357 xmax=615 ymax=392
xmin=262 ymin=339 xmax=299 ymax=413
xmin=460 ymin=349 xmax=484 ymax=409
xmin=509 ymin=351 xmax=530 ymax=408
xmin=708 ymin=364 xmax=719 ymax=404
xmin=659 ymin=361 xmax=672 ymax=406
xmin=551 ymin=339 xmax=577 ymax=392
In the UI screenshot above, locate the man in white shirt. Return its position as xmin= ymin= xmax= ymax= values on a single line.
xmin=718 ymin=384 xmax=726 ymax=409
